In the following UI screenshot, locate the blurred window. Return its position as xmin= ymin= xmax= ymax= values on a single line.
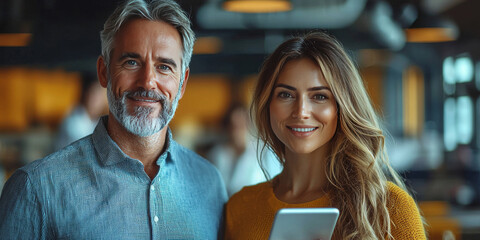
xmin=455 ymin=55 xmax=474 ymax=83
xmin=444 ymin=97 xmax=456 ymax=151
xmin=456 ymin=96 xmax=473 ymax=144
xmin=443 ymin=57 xmax=455 ymax=95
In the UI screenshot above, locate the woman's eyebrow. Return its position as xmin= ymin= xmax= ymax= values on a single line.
xmin=274 ymin=84 xmax=296 ymax=90
xmin=275 ymin=84 xmax=331 ymax=92
xmin=308 ymin=86 xmax=331 ymax=91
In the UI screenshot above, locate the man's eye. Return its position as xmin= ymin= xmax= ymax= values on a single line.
xmin=158 ymin=65 xmax=171 ymax=71
xmin=124 ymin=60 xmax=138 ymax=67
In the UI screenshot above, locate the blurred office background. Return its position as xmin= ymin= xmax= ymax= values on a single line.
xmin=1 ymin=0 xmax=480 ymax=238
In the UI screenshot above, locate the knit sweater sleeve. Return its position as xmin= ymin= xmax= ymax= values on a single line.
xmin=387 ymin=182 xmax=426 ymax=240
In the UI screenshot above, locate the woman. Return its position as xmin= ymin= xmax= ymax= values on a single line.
xmin=224 ymin=32 xmax=426 ymax=239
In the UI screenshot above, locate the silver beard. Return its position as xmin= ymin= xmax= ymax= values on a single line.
xmin=106 ymin=79 xmax=181 ymax=137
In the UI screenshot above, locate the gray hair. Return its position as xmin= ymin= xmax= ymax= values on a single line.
xmin=100 ymin=0 xmax=195 ymax=81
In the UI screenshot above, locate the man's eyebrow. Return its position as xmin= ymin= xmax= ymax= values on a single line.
xmin=158 ymin=57 xmax=178 ymax=70
xmin=118 ymin=53 xmax=178 ymax=70
xmin=119 ymin=52 xmax=140 ymax=60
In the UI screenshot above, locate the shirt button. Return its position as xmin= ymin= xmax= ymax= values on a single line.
xmin=154 ymin=216 xmax=159 ymax=223
xmin=150 ymin=185 xmax=155 ymax=191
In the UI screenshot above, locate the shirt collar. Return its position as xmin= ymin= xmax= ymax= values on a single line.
xmin=157 ymin=127 xmax=174 ymax=167
xmin=92 ymin=116 xmax=175 ymax=167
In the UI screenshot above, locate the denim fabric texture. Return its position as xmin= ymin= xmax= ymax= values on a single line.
xmin=0 ymin=116 xmax=227 ymax=239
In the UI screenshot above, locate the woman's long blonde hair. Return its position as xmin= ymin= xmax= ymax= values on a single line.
xmin=251 ymin=31 xmax=406 ymax=239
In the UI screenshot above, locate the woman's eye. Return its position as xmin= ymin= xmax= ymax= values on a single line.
xmin=313 ymin=94 xmax=327 ymax=100
xmin=278 ymin=92 xmax=292 ymax=99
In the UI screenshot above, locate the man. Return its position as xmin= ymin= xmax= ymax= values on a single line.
xmin=0 ymin=0 xmax=227 ymax=239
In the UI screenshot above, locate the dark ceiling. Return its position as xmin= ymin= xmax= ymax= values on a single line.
xmin=0 ymin=0 xmax=479 ymax=74
xmin=441 ymin=0 xmax=480 ymax=40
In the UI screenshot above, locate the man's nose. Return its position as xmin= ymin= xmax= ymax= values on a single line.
xmin=138 ymin=63 xmax=157 ymax=90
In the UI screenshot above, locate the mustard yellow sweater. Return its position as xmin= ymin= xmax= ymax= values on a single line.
xmin=225 ymin=181 xmax=426 ymax=240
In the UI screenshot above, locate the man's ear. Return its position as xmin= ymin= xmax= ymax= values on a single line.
xmin=179 ymin=67 xmax=190 ymax=99
xmin=97 ymin=56 xmax=108 ymax=88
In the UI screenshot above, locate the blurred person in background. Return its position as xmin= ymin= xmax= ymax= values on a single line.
xmin=208 ymin=102 xmax=282 ymax=196
xmin=0 ymin=0 xmax=227 ymax=239
xmin=54 ymin=72 xmax=107 ymax=150
xmin=224 ymin=31 xmax=426 ymax=239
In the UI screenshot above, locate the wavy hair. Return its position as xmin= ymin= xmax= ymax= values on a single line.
xmin=99 ymin=0 xmax=195 ymax=83
xmin=251 ymin=31 xmax=407 ymax=239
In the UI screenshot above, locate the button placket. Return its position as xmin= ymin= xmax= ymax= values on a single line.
xmin=150 ymin=184 xmax=159 ymax=225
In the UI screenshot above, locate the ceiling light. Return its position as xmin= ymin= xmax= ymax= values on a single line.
xmin=222 ymin=0 xmax=292 ymax=13
xmin=404 ymin=12 xmax=458 ymax=43
xmin=0 ymin=33 xmax=32 ymax=47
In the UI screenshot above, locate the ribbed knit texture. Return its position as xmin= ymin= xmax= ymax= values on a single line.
xmin=225 ymin=181 xmax=426 ymax=240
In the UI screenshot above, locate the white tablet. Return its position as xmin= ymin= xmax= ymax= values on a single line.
xmin=268 ymin=208 xmax=339 ymax=240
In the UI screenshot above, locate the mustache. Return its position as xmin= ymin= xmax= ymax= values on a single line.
xmin=124 ymin=89 xmax=166 ymax=102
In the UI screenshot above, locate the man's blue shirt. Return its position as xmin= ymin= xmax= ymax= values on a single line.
xmin=0 ymin=116 xmax=227 ymax=239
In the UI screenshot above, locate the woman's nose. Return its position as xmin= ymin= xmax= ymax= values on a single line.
xmin=292 ymin=96 xmax=311 ymax=119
